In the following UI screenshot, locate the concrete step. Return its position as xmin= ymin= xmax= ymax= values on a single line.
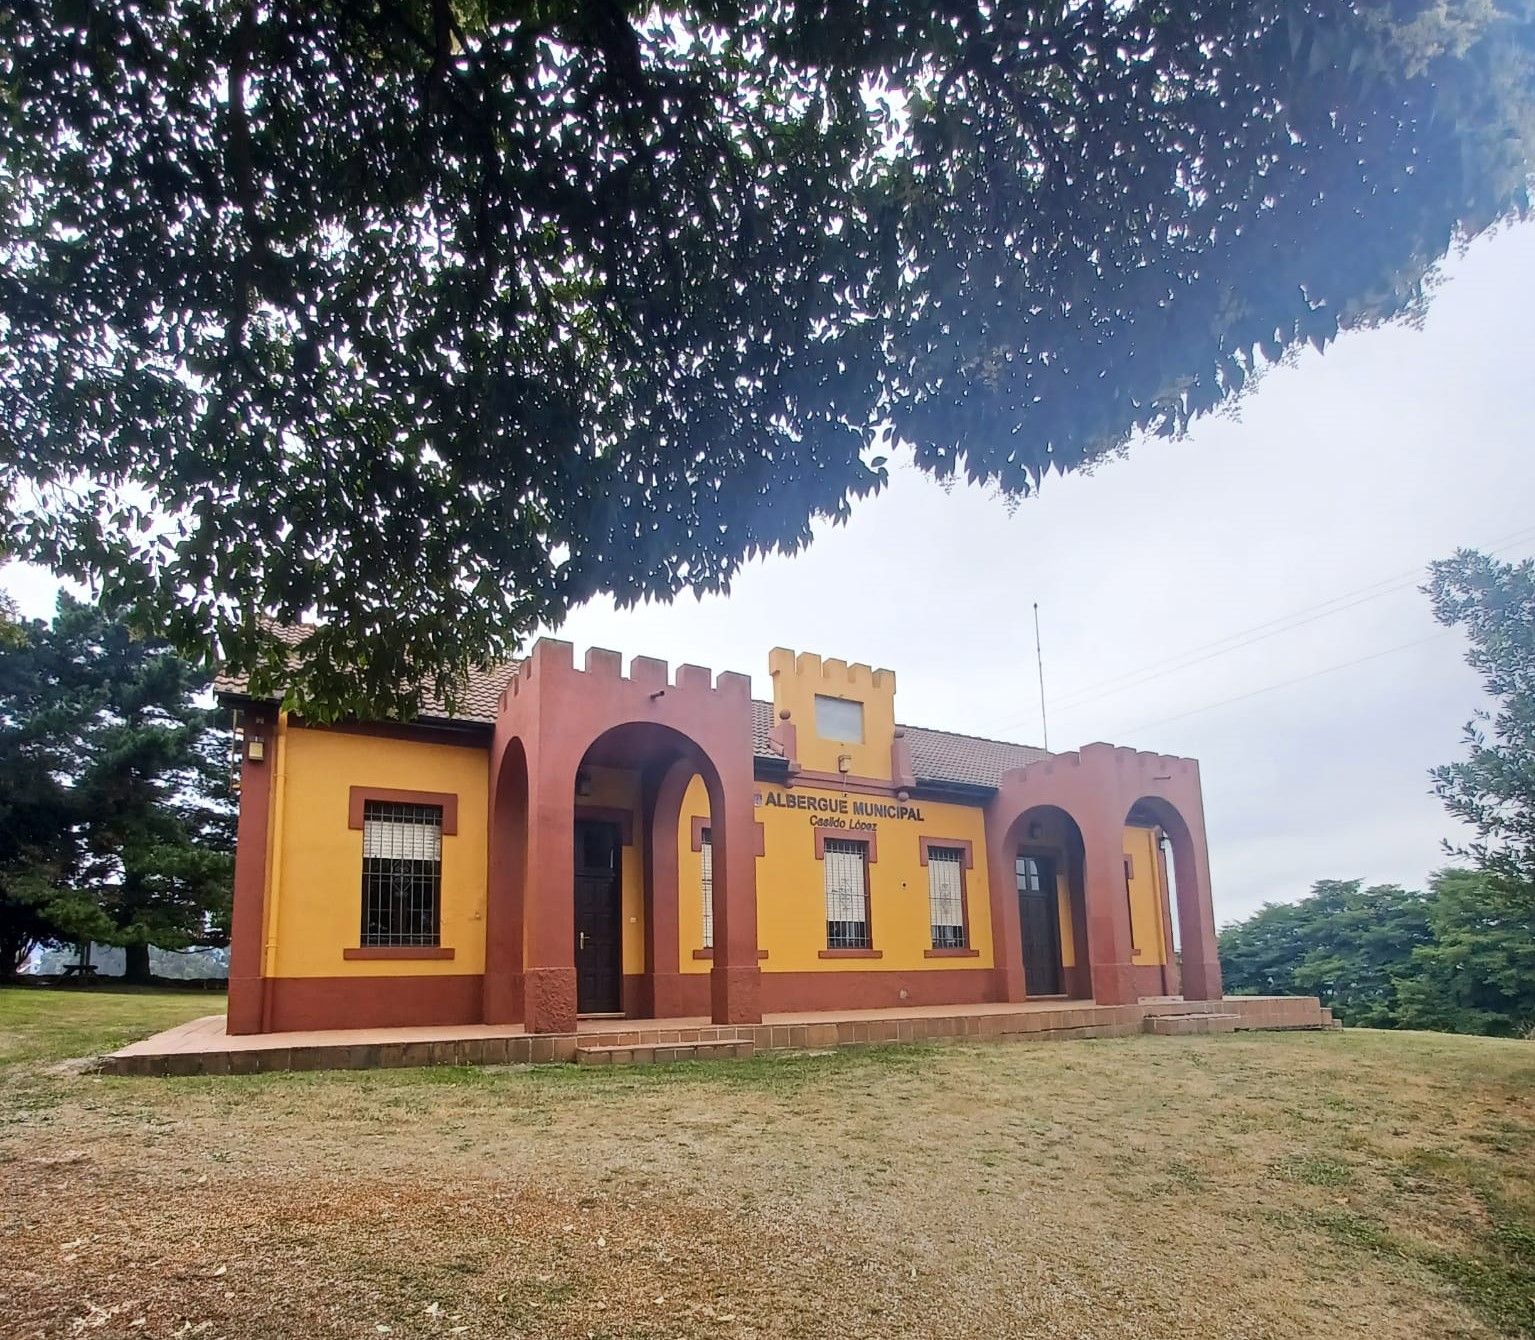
xmin=574 ymin=1038 xmax=755 ymax=1067
xmin=1142 ymin=1012 xmax=1240 ymax=1037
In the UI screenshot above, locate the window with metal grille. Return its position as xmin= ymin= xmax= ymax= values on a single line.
xmin=360 ymin=801 xmax=443 ymax=946
xmin=823 ymin=838 xmax=870 ymax=950
xmin=928 ymin=847 xmax=967 ymax=949
xmin=699 ymin=826 xmax=713 ymax=949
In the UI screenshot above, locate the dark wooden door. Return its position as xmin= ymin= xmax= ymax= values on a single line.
xmin=1016 ymin=854 xmax=1063 ymax=996
xmin=574 ymin=820 xmax=623 ymax=1014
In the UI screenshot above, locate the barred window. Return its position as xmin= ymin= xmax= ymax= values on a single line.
xmin=699 ymin=826 xmax=713 ymax=949
xmin=824 ymin=838 xmax=870 ymax=950
xmin=928 ymin=847 xmax=967 ymax=949
xmin=360 ymin=801 xmax=443 ymax=947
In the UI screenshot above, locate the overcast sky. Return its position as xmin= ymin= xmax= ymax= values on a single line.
xmin=5 ymin=223 xmax=1531 ymax=926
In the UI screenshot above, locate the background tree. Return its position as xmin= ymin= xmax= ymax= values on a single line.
xmin=1219 ymin=879 xmax=1432 ymax=1028
xmin=1411 ymin=548 xmax=1535 ymax=1035
xmin=0 ymin=592 xmax=78 ymax=976
xmin=1427 ymin=549 xmax=1535 ymax=896
xmin=0 ymin=595 xmax=234 ymax=980
xmin=2 ymin=1 xmax=1533 ymax=716
xmin=1395 ymin=868 xmax=1535 ymax=1036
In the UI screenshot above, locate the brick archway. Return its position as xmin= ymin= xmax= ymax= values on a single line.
xmin=1124 ymin=793 xmax=1222 ymax=1001
xmin=984 ymin=743 xmax=1222 ymax=1007
xmin=997 ymin=804 xmax=1091 ymax=1000
xmin=485 ymin=640 xmax=761 ymax=1033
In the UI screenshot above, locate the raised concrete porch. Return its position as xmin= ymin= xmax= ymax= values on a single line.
xmin=101 ymin=995 xmax=1335 ymax=1076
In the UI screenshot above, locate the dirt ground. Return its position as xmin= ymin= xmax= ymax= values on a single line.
xmin=1 ymin=988 xmax=1531 ymax=1339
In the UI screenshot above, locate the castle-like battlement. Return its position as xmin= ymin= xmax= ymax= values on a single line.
xmin=498 ymin=638 xmax=751 ymax=714
xmin=770 ymin=648 xmax=896 ymax=691
xmin=995 ymin=741 xmax=1200 ymax=794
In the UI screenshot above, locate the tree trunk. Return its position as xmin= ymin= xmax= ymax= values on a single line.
xmin=123 ymin=941 xmax=152 ymax=984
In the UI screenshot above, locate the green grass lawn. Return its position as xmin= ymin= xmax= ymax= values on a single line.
xmin=0 ymin=981 xmax=221 ymax=1064
xmin=1 ymin=986 xmax=1532 ymax=1339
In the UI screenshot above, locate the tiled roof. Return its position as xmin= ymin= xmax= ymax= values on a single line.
xmin=214 ymin=625 xmax=519 ymax=725
xmin=899 ymin=721 xmax=1049 ymax=788
xmin=220 ymin=644 xmax=1047 ymax=789
xmin=750 ymin=698 xmax=774 ymax=753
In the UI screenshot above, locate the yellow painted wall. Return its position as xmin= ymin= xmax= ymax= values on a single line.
xmin=679 ymin=779 xmax=995 ymax=972
xmin=677 ymin=775 xmax=713 ymax=963
xmin=1056 ymin=873 xmax=1076 ymax=969
xmin=1123 ymin=825 xmax=1168 ymax=967
xmin=262 ymin=725 xmax=1166 ymax=989
xmin=769 ymin=649 xmax=897 ymax=780
xmin=268 ymin=722 xmax=489 ymax=978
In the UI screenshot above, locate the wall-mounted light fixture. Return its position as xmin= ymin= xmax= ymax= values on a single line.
xmin=246 ymin=737 xmax=265 ymax=763
xmin=575 ymin=768 xmax=593 ymax=798
xmin=1027 ymin=820 xmax=1044 ymax=841
xmin=837 ymin=753 xmax=852 ymax=774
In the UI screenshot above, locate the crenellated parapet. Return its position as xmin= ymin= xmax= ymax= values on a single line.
xmin=994 ymin=740 xmax=1200 ymax=794
xmin=499 ymin=639 xmax=750 ymax=715
xmin=768 ymin=648 xmax=897 ymax=692
xmin=768 ymin=645 xmax=899 ymax=782
xmin=490 ymin=638 xmax=758 ymax=800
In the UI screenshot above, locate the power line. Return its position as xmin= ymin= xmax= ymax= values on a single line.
xmin=1053 ymin=520 xmax=1535 ymax=712
xmin=1101 ymin=630 xmax=1452 ymax=738
xmin=986 ymin=522 xmax=1535 ymax=736
xmin=1048 ymin=570 xmax=1422 ymax=712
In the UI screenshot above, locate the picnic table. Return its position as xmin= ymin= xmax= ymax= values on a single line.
xmin=57 ymin=963 xmax=100 ymax=982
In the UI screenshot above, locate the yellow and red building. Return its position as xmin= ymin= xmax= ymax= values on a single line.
xmin=220 ymin=641 xmax=1222 ymax=1035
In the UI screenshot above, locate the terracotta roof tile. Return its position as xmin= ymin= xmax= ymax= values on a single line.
xmin=215 ymin=627 xmax=517 ymax=726
xmin=899 ymin=722 xmax=1049 ymax=788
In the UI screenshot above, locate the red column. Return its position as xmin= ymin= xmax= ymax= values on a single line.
xmin=522 ymin=765 xmax=577 ymax=1034
xmin=1081 ymin=819 xmax=1139 ymax=1006
xmin=1169 ymin=822 xmax=1223 ymax=1000
xmin=707 ymin=773 xmax=762 ymax=1025
xmin=483 ymin=737 xmax=528 ymax=1024
xmin=983 ymin=820 xmax=1027 ymax=1003
xmin=227 ymin=706 xmax=277 ymax=1035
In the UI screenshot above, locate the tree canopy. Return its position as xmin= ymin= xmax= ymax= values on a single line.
xmin=1218 ymin=878 xmax=1433 ymax=1028
xmin=3 ymin=1 xmax=1533 ymax=716
xmin=1219 ymin=870 xmax=1535 ymax=1035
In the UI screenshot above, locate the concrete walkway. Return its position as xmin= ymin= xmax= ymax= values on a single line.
xmin=102 ymin=995 xmax=1333 ymax=1075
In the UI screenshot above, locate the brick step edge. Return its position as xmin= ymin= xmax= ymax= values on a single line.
xmin=575 ymin=1039 xmax=755 ymax=1067
xmin=1143 ymin=1013 xmax=1242 ymax=1036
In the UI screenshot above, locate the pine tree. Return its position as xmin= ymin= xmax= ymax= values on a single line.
xmin=0 ymin=595 xmax=234 ymax=979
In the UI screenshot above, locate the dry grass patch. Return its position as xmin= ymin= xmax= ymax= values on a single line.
xmin=1 ymin=989 xmax=1532 ymax=1338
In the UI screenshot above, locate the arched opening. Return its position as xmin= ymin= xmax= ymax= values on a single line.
xmin=484 ymin=736 xmax=529 ymax=1024
xmin=572 ymin=721 xmax=733 ymax=1019
xmin=1123 ymin=799 xmax=1180 ymax=997
xmin=1006 ymin=805 xmax=1089 ymax=999
xmin=1124 ymin=795 xmax=1222 ymax=1001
